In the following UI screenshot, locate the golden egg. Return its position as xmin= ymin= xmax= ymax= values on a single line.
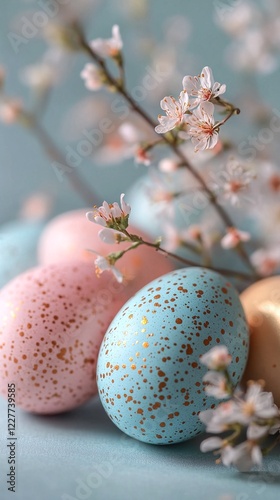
xmin=240 ymin=276 xmax=280 ymax=406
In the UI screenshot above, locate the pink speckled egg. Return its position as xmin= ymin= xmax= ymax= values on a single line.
xmin=38 ymin=210 xmax=96 ymax=264
xmin=0 ymin=260 xmax=125 ymax=414
xmin=37 ymin=210 xmax=173 ymax=297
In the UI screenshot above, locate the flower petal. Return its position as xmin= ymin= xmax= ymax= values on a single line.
xmin=200 ymin=66 xmax=214 ymax=89
xmin=86 ymin=211 xmax=106 ymax=226
xmin=247 ymin=424 xmax=269 ymax=440
xmin=200 ymin=437 xmax=223 ymax=453
xmin=98 ymin=228 xmax=124 ymax=244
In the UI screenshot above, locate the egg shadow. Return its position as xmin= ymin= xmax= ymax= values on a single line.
xmin=18 ymin=398 xmax=214 ymax=467
xmin=19 ymin=399 xmax=220 ymax=468
xmin=18 ymin=395 xmax=122 ymax=438
xmin=135 ymin=432 xmax=214 ymax=467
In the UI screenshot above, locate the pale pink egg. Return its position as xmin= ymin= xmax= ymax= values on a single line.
xmin=38 ymin=210 xmax=173 ymax=296
xmin=0 ymin=260 xmax=125 ymax=414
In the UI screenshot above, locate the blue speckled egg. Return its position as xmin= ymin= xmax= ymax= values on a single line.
xmin=97 ymin=267 xmax=249 ymax=445
xmin=0 ymin=219 xmax=45 ymax=289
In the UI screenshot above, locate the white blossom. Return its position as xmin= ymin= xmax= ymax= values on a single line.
xmin=226 ymin=30 xmax=278 ymax=74
xmin=221 ymin=227 xmax=251 ymax=249
xmin=80 ymin=63 xmax=104 ymax=91
xmin=184 ymin=101 xmax=219 ymax=152
xmin=200 ymin=345 xmax=232 ymax=370
xmin=247 ymin=424 xmax=270 ymax=441
xmin=216 ymin=157 xmax=255 ymax=206
xmin=90 ymin=25 xmax=123 ymax=58
xmin=221 ymin=442 xmax=262 ymax=472
xmin=158 ymin=158 xmax=178 ymax=172
xmin=183 ymin=66 xmax=226 ymax=108
xmin=135 ymin=147 xmax=151 ymax=166
xmin=200 ymin=436 xmax=224 ymax=453
xmin=199 ymin=400 xmax=237 ymax=433
xmin=251 ymin=247 xmax=280 ymax=276
xmin=21 ymin=63 xmax=56 ymax=89
xmin=95 ymin=255 xmax=123 ymax=283
xmin=214 ymin=3 xmax=259 ymax=36
xmin=155 ymin=91 xmax=189 ymax=134
xmin=203 ymin=371 xmax=230 ymax=399
xmin=232 ymin=383 xmax=280 ymax=426
xmin=86 ymin=194 xmax=131 ymax=229
xmin=98 ymin=228 xmax=127 ymax=244
xmin=0 ymin=99 xmax=23 ymax=124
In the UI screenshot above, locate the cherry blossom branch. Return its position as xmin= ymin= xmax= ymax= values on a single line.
xmin=213 ymin=96 xmax=239 ymax=112
xmin=104 ymin=240 xmax=256 ymax=283
xmin=78 ymin=33 xmax=257 ymax=277
xmin=136 ymin=238 xmax=255 ymax=282
xmin=86 ymin=196 xmax=256 ymax=284
xmin=214 ymin=107 xmax=239 ymax=130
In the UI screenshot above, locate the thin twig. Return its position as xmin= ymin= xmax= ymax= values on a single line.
xmin=79 ymin=35 xmax=258 ymax=277
xmin=139 ymin=239 xmax=256 ymax=282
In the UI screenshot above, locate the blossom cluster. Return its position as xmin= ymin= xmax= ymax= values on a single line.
xmin=199 ymin=346 xmax=280 ymax=471
xmin=86 ymin=194 xmax=132 ymax=282
xmin=155 ymin=66 xmax=226 ymax=152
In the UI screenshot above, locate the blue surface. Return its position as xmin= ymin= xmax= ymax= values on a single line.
xmin=0 ymin=396 xmax=280 ymax=500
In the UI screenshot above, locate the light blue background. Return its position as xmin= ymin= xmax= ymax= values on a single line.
xmin=1 ymin=0 xmax=279 ymax=224
xmin=0 ymin=2 xmax=280 ymax=499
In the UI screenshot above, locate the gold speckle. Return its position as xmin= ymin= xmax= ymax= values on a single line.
xmin=131 ymin=364 xmax=136 ymax=370
xmin=142 ymin=342 xmax=149 ymax=348
xmin=141 ymin=316 xmax=148 ymax=325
